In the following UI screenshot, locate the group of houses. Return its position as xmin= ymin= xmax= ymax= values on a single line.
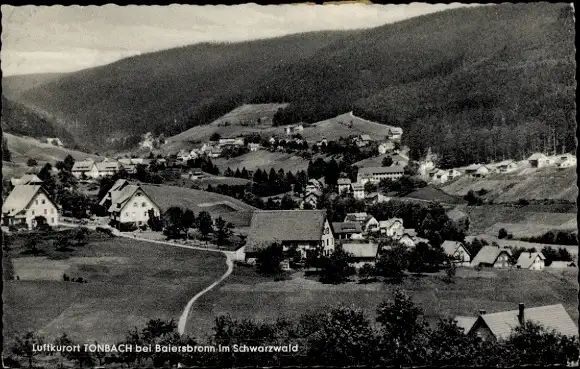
xmin=71 ymin=157 xmax=155 ymax=179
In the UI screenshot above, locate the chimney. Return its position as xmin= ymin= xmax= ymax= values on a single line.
xmin=479 ymin=309 xmax=486 ymax=316
xmin=518 ymin=303 xmax=525 ymax=324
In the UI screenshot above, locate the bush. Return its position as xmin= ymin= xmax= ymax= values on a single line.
xmin=517 ymin=198 xmax=530 ymax=206
xmin=96 ymin=227 xmax=114 ymax=237
xmin=498 ymin=228 xmax=508 ymax=239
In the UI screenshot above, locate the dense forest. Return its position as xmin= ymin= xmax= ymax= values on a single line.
xmin=4 ymin=3 xmax=575 ymax=166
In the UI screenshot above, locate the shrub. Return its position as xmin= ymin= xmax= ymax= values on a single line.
xmin=517 ymin=198 xmax=530 ymax=206
xmin=96 ymin=227 xmax=114 ymax=237
xmin=498 ymin=228 xmax=508 ymax=239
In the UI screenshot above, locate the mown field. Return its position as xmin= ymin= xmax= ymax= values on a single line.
xmin=4 ymin=236 xmax=226 ymax=344
xmin=442 ymin=167 xmax=577 ymax=203
xmin=457 ymin=204 xmax=577 ymax=237
xmin=184 ymin=265 xmax=578 ymax=340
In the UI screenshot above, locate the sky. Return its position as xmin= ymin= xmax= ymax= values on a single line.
xmin=1 ymin=3 xmax=479 ymax=76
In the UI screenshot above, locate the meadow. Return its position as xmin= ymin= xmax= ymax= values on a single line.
xmin=185 ymin=265 xmax=578 ymax=340
xmin=3 ymin=236 xmax=226 ymax=344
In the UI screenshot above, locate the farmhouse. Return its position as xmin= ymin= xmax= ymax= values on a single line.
xmin=245 ymin=210 xmax=335 ymax=260
xmin=341 ymin=242 xmax=379 ymax=269
xmin=464 ymin=164 xmax=490 ymax=178
xmin=351 ymin=182 xmax=365 ymax=200
xmin=331 ymin=222 xmax=363 ymax=240
xmin=337 ymin=178 xmax=352 ymax=195
xmin=379 ymin=218 xmax=404 ymax=238
xmin=10 ymin=174 xmax=43 ymax=186
xmin=106 ymin=184 xmax=161 ymax=229
xmin=344 ymin=212 xmax=370 ymax=224
xmin=527 ymin=153 xmax=549 ymax=168
xmin=553 ymin=153 xmax=577 ymax=168
xmin=441 ymin=240 xmax=471 ymax=266
xmin=463 ymin=303 xmax=578 ymax=342
xmin=98 ymin=179 xmax=130 ymax=209
xmin=387 ymin=127 xmax=403 ymax=141
xmin=471 ymin=245 xmax=512 ymax=268
xmin=71 ymin=159 xmax=97 ymax=178
xmin=45 ymin=137 xmax=64 ymax=147
xmin=357 ymin=166 xmax=405 ymax=184
xmin=516 ymin=252 xmax=545 ymax=270
xmin=492 ymin=159 xmax=518 ymax=173
xmin=378 ymin=141 xmax=395 ymax=154
xmin=2 ymin=185 xmax=59 ymax=229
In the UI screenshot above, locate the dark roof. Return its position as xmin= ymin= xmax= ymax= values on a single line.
xmin=358 ymin=166 xmax=405 ymax=175
xmin=471 ymin=246 xmax=512 ymax=266
xmin=246 ymin=210 xmax=327 ymax=252
xmin=331 ymin=222 xmax=362 ymax=234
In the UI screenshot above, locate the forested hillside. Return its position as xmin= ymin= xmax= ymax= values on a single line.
xmin=9 ymin=3 xmax=575 ymax=166
xmin=1 ymin=96 xmax=76 ymax=146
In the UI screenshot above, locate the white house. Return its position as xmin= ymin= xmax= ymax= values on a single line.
xmin=362 ymin=215 xmax=380 ymax=233
xmin=492 ymin=160 xmax=518 ymax=173
xmin=553 ymin=153 xmax=577 ymax=168
xmin=351 ymin=182 xmax=365 ymax=200
xmin=337 ymin=178 xmax=352 ymax=195
xmin=527 ymin=153 xmax=549 ymax=168
xmin=516 ymin=252 xmax=546 ymax=270
xmin=357 ymin=166 xmax=405 ymax=184
xmin=441 ymin=240 xmax=471 ymax=267
xmin=249 ymin=143 xmax=261 ymax=152
xmin=45 ymin=137 xmax=64 ymax=147
xmin=106 ymin=184 xmax=161 ymax=229
xmin=71 ymin=159 xmax=96 ymax=178
xmin=471 ymin=246 xmax=512 ymax=268
xmin=379 ymin=218 xmax=405 ymax=238
xmin=306 ymin=179 xmax=323 ymax=194
xmin=95 ymin=161 xmax=121 ymax=178
xmin=2 ymin=185 xmax=59 ymax=229
xmin=378 ymin=141 xmax=395 ymax=155
xmin=219 ymin=137 xmax=245 ymax=147
xmin=365 ymin=192 xmax=390 ymax=204
xmin=341 ymin=242 xmax=380 ymax=269
xmin=387 ymin=127 xmax=403 ymax=141
xmin=464 ymin=164 xmax=491 ymax=178
xmin=331 ymin=222 xmax=363 ymax=240
xmin=284 ymin=124 xmax=304 ymax=135
xmin=432 ymin=169 xmax=450 ymax=184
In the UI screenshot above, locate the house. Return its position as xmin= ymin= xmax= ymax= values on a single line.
xmin=341 ymin=242 xmax=379 ymax=269
xmin=441 ymin=240 xmax=471 ymax=267
xmin=553 ymin=153 xmax=577 ymax=168
xmin=516 ymin=252 xmax=545 ymax=270
xmin=418 ymin=159 xmax=436 ymax=178
xmin=454 ymin=316 xmax=478 ymax=334
xmin=390 ymin=153 xmax=410 ymax=167
xmin=304 ymin=190 xmax=323 ymax=208
xmin=219 ymin=137 xmax=245 ymax=147
xmin=432 ymin=169 xmax=450 ymax=184
xmin=493 ymin=160 xmax=518 ymax=173
xmin=245 ymin=210 xmax=335 ymax=261
xmin=331 ymin=222 xmax=363 ymax=240
xmin=378 ymin=141 xmax=395 ymax=155
xmin=98 ymin=179 xmax=130 ymax=210
xmin=139 ymin=132 xmax=155 ymax=149
xmin=249 ymin=143 xmax=261 ymax=152
xmin=344 ymin=212 xmax=370 ymax=224
xmin=447 ymin=169 xmax=462 ymax=180
xmin=45 ymin=137 xmax=64 ymax=147
xmin=365 ymin=192 xmax=390 ymax=204
xmin=337 ymin=178 xmax=352 ymax=195
xmin=284 ymin=124 xmax=304 ymax=135
xmin=95 ymin=161 xmax=121 ymax=178
xmin=106 ymin=184 xmax=161 ymax=229
xmin=232 ymin=245 xmax=247 ymax=262
xmin=357 ymin=166 xmax=405 ymax=184
xmin=379 ymin=218 xmax=404 ymax=238
xmin=362 ymin=215 xmax=380 ymax=233
xmin=464 ymin=164 xmax=490 ymax=178
xmin=10 ymin=174 xmax=43 ymax=186
xmin=188 ymin=168 xmax=204 ymax=180
xmin=316 ymin=137 xmax=328 ymax=147
xmin=306 ymin=179 xmax=323 ymax=194
xmin=398 ymin=229 xmax=418 ymax=247
xmin=71 ymin=159 xmax=96 ymax=178
xmin=464 ymin=303 xmax=578 ymax=341
xmin=351 ymin=182 xmax=365 ymax=200
xmin=268 ymin=137 xmax=277 ymax=145
xmin=527 ymin=153 xmax=549 ymax=168
xmin=471 ymin=245 xmax=512 ymax=268
xmin=356 ymin=134 xmax=372 ymax=147
xmin=387 ymin=127 xmax=403 ymax=141
xmin=209 ymin=148 xmax=223 ymax=158
xmin=2 ymin=185 xmax=59 ymax=229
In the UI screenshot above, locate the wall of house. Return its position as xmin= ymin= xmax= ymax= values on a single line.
xmin=398 ymin=236 xmax=415 ymax=247
xmin=472 ymin=324 xmax=495 ymax=342
xmin=118 ymin=193 xmax=160 ymax=225
xmin=383 ymin=222 xmax=404 ymax=238
xmin=321 ymin=219 xmax=335 ymax=254
xmin=364 ymin=218 xmax=380 ymax=232
xmin=531 ymin=256 xmax=545 ymax=270
xmin=493 ymin=253 xmax=511 ymax=268
xmin=24 ymin=191 xmax=59 ymax=229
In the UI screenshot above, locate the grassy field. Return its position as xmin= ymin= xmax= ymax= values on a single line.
xmin=457 ymin=204 xmax=577 ymax=237
xmin=141 ymin=184 xmax=256 ymax=227
xmin=442 ymin=167 xmax=577 ymax=203
xmin=195 ymin=175 xmax=252 ymax=188
xmin=184 ymin=265 xmax=578 ymax=340
xmin=214 ymin=150 xmax=310 ymax=173
xmin=4 ymin=237 xmax=226 ymax=344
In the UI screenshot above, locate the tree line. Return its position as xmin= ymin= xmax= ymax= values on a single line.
xmin=8 ymin=289 xmax=578 ymax=368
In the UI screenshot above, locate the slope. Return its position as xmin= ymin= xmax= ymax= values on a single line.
xmin=15 ymin=3 xmax=575 ymax=166
xmin=2 ymin=73 xmax=68 ymax=100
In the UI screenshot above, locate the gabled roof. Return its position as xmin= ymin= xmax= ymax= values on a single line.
xmin=471 ymin=246 xmax=512 ymax=266
xmin=305 ymin=189 xmax=323 ymax=198
xmin=99 ymin=179 xmax=130 ymax=206
xmin=344 ymin=212 xmax=368 ymax=222
xmin=464 ymin=164 xmax=489 ymax=171
xmin=472 ymin=304 xmax=578 ymax=340
xmin=332 ymin=222 xmax=362 ymax=234
xmin=441 ymin=240 xmax=469 ymax=257
xmin=454 ymin=316 xmax=477 ymax=333
xmin=358 ymin=166 xmax=405 ymax=175
xmin=379 ymin=218 xmax=403 ymax=229
xmin=403 ymin=228 xmax=417 ymax=237
xmin=516 ymin=252 xmax=545 ymax=269
xmin=96 ymin=161 xmax=120 ymax=171
xmin=2 ymin=185 xmax=54 ymax=216
xmin=246 ymin=210 xmax=327 ymax=253
xmin=494 ymin=159 xmax=516 ymax=167
xmin=528 ymin=153 xmax=548 ymax=161
xmin=337 ymin=178 xmax=352 ymax=185
xmin=341 ymin=243 xmax=379 ymax=259
xmin=107 ymin=185 xmax=141 ymax=212
xmin=10 ymin=174 xmax=43 ymax=186
xmin=72 ymin=160 xmax=95 ymax=171
xmin=360 ymin=134 xmax=371 ymax=141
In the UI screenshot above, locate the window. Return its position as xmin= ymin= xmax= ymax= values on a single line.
xmin=44 ymin=209 xmax=48 ymax=215
xmin=134 ymin=202 xmax=138 ymax=207
xmin=35 ymin=200 xmax=38 ymax=205
xmin=51 ymin=209 xmax=55 ymax=214
xmin=144 ymin=211 xmax=148 ymax=217
xmin=42 ymin=199 xmax=46 ymax=204
xmin=51 ymin=218 xmax=54 ymax=224
xmin=31 ymin=210 xmax=35 ymax=215
xmin=142 ymin=202 xmax=146 ymax=207
xmin=125 ymin=212 xmax=129 ymax=217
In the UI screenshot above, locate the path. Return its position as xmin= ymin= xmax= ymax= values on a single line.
xmin=60 ymin=222 xmax=235 ymax=335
